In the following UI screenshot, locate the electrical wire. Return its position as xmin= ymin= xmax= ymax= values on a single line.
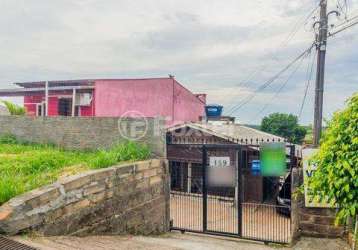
xmin=331 ymin=12 xmax=358 ymax=29
xmin=228 ymin=44 xmax=313 ymax=116
xmin=228 ymin=43 xmax=315 ymax=116
xmin=247 ymin=51 xmax=309 ymax=124
xmin=235 ymin=1 xmax=356 ymax=123
xmin=337 ymin=0 xmax=348 ymax=19
xmin=224 ymin=2 xmax=321 ymax=114
xmin=281 ymin=3 xmax=320 ymax=50
xmin=328 ymin=19 xmax=358 ymax=37
xmin=298 ymin=50 xmax=317 ymax=120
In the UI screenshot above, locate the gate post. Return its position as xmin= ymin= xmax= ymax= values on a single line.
xmin=237 ymin=147 xmax=243 ymax=236
xmin=202 ymin=145 xmax=208 ymax=232
xmin=289 ymin=144 xmax=296 ymax=243
xmin=290 ymin=144 xmax=296 ymax=169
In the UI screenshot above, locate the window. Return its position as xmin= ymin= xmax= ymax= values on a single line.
xmin=58 ymin=98 xmax=72 ymax=116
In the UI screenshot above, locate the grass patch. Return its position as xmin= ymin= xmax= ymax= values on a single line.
xmin=0 ymin=134 xmax=151 ymax=205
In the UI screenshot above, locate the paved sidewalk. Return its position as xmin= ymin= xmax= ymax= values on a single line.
xmin=13 ymin=232 xmax=350 ymax=250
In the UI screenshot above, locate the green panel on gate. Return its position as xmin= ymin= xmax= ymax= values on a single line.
xmin=260 ymin=142 xmax=286 ymax=176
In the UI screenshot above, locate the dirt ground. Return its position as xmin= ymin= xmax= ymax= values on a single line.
xmin=171 ymin=193 xmax=291 ymax=243
xmin=9 ymin=194 xmax=348 ymax=250
xmin=13 ymin=232 xmax=350 ymax=250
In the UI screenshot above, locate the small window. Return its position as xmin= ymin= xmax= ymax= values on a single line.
xmin=58 ymin=98 xmax=72 ymax=116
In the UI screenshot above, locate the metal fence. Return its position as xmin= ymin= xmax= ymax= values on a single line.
xmin=169 ymin=143 xmax=295 ymax=244
xmin=242 ymin=202 xmax=291 ymax=243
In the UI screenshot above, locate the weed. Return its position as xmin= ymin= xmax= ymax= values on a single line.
xmin=0 ymin=135 xmax=151 ymax=205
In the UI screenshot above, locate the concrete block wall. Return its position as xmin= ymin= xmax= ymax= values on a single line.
xmin=298 ymin=207 xmax=345 ymax=238
xmin=0 ymin=116 xmax=166 ymax=157
xmin=291 ymin=167 xmax=346 ymax=239
xmin=0 ymin=159 xmax=170 ymax=236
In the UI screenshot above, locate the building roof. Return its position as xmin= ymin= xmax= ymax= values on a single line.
xmin=13 ymin=77 xmax=173 ymax=88
xmin=1 ymin=78 xmax=167 ymax=97
xmin=0 ymin=78 xmax=205 ymax=104
xmin=167 ymin=122 xmax=285 ymax=142
xmin=0 ymin=85 xmax=94 ymax=97
xmin=167 ymin=122 xmax=302 ymax=157
xmin=14 ymin=79 xmax=95 ymax=88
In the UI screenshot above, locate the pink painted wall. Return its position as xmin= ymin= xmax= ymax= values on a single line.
xmin=24 ymin=95 xmax=42 ymax=116
xmin=21 ymin=78 xmax=204 ymax=123
xmin=24 ymin=95 xmax=59 ymax=116
xmin=48 ymin=97 xmax=59 ymax=116
xmin=94 ymin=78 xmax=205 ymax=124
xmin=172 ymin=80 xmax=205 ymax=124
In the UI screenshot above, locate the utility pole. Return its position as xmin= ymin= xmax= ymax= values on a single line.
xmin=313 ymin=0 xmax=328 ymax=147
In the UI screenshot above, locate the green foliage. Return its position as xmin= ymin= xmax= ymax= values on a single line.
xmin=0 ymin=135 xmax=151 ymax=205
xmin=261 ymin=113 xmax=307 ymax=144
xmin=303 ymin=125 xmax=313 ymax=145
xmin=87 ymin=141 xmax=151 ymax=169
xmin=0 ymin=134 xmax=18 ymax=144
xmin=0 ymin=100 xmax=25 ymax=115
xmin=309 ymin=93 xmax=358 ymax=224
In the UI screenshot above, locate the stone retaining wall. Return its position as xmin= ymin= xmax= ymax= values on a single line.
xmin=0 ymin=116 xmax=166 ymax=157
xmin=0 ymin=159 xmax=170 ymax=236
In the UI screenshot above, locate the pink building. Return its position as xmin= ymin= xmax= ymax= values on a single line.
xmin=0 ymin=77 xmax=206 ymax=124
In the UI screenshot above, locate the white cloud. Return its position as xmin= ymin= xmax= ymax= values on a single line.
xmin=0 ymin=0 xmax=357 ymax=124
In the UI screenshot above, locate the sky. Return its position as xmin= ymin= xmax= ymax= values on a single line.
xmin=0 ymin=0 xmax=357 ymax=125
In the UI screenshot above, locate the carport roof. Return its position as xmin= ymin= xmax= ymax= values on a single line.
xmin=0 ymin=85 xmax=94 ymax=97
xmin=167 ymin=122 xmax=285 ymax=142
xmin=14 ymin=79 xmax=95 ymax=88
xmin=167 ymin=122 xmax=302 ymax=157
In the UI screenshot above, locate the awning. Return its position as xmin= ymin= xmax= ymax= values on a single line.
xmin=0 ymin=85 xmax=94 ymax=97
xmin=14 ymin=79 xmax=95 ymax=88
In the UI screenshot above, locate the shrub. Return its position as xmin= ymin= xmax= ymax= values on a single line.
xmin=309 ymin=93 xmax=358 ymax=224
xmin=0 ymin=100 xmax=25 ymax=115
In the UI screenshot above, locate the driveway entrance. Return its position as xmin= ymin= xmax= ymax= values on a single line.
xmin=169 ymin=143 xmax=295 ymax=244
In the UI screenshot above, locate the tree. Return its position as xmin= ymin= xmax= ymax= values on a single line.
xmin=0 ymin=100 xmax=25 ymax=115
xmin=260 ymin=113 xmax=307 ymax=144
xmin=309 ymin=93 xmax=358 ymax=224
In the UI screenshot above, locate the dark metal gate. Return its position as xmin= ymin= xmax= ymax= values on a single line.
xmin=169 ymin=142 xmax=296 ymax=244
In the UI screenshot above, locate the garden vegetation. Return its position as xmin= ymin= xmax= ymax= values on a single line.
xmin=0 ymin=100 xmax=25 ymax=115
xmin=0 ymin=135 xmax=151 ymax=205
xmin=309 ymin=93 xmax=357 ymax=226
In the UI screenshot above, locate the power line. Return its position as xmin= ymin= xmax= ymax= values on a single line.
xmin=248 ymin=51 xmax=309 ymax=124
xmin=231 ymin=65 xmax=263 ymax=92
xmin=281 ymin=3 xmax=320 ymax=49
xmin=228 ymin=44 xmax=314 ymax=116
xmin=331 ymin=12 xmax=358 ymax=29
xmin=228 ymin=43 xmax=315 ymax=116
xmin=224 ymin=2 xmax=321 ymax=114
xmin=337 ymin=0 xmax=349 ymax=19
xmin=328 ymin=19 xmax=358 ymax=37
xmin=298 ymin=50 xmax=317 ymax=120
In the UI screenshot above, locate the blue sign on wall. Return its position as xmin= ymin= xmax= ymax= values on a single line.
xmin=251 ymin=160 xmax=261 ymax=176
